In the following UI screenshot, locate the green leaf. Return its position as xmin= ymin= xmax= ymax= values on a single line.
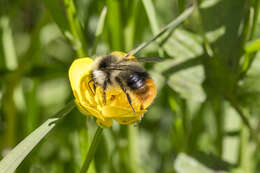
xmin=163 ymin=28 xmax=203 ymax=58
xmin=0 ymin=101 xmax=75 ymax=173
xmin=168 ymin=64 xmax=205 ymax=102
xmin=153 ymin=28 xmax=204 ymax=102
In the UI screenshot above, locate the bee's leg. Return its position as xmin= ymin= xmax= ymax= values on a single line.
xmin=88 ymin=79 xmax=95 ymax=95
xmin=93 ymin=82 xmax=96 ymax=93
xmin=103 ymin=80 xmax=107 ymax=104
xmin=115 ymin=77 xmax=136 ymax=114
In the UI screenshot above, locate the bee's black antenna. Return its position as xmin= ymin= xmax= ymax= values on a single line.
xmin=126 ymin=6 xmax=194 ymax=57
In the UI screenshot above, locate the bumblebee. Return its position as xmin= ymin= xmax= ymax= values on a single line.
xmin=89 ymin=52 xmax=163 ymax=114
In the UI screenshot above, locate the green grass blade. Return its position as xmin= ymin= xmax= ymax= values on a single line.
xmin=0 ymin=100 xmax=76 ymax=173
xmin=178 ymin=0 xmax=186 ymax=13
xmin=106 ymin=0 xmax=124 ymax=50
xmin=41 ymin=0 xmax=70 ymax=34
xmin=142 ymin=0 xmax=160 ymax=36
xmin=128 ymin=6 xmax=194 ymax=56
xmin=91 ymin=7 xmax=107 ymax=56
xmin=0 ymin=16 xmax=19 ymax=149
xmin=141 ymin=0 xmax=164 ymax=56
xmin=95 ymin=7 xmax=107 ymax=40
xmin=0 ymin=16 xmax=18 ymax=70
xmin=245 ymin=39 xmax=260 ymax=54
xmin=63 ymin=0 xmax=88 ymax=57
xmin=248 ymin=0 xmax=259 ymax=40
xmin=42 ymin=0 xmax=88 ymax=57
xmin=124 ymin=0 xmax=139 ymax=51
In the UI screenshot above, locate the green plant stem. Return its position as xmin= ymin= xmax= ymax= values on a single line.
xmin=80 ymin=127 xmax=103 ymax=173
xmin=127 ymin=6 xmax=194 ymax=56
xmin=212 ymin=98 xmax=224 ymax=156
xmin=63 ymin=0 xmax=88 ymax=57
xmin=240 ymin=125 xmax=251 ymax=173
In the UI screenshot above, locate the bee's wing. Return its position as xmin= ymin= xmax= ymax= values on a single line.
xmin=107 ymin=65 xmax=144 ymax=72
xmin=135 ymin=57 xmax=165 ymax=62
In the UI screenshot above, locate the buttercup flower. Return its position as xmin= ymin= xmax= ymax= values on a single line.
xmin=68 ymin=51 xmax=156 ymax=128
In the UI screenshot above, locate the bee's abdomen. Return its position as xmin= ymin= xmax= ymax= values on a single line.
xmin=127 ymin=72 xmax=148 ymax=90
xmin=131 ymin=78 xmax=157 ymax=109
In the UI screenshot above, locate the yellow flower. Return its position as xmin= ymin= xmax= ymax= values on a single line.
xmin=68 ymin=51 xmax=156 ymax=128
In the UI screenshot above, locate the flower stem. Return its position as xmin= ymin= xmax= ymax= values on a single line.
xmin=128 ymin=125 xmax=139 ymax=173
xmin=80 ymin=126 xmax=103 ymax=173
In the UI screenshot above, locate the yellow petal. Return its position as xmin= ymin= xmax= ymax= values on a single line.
xmin=102 ymin=105 xmax=145 ymax=125
xmin=68 ymin=58 xmax=93 ymax=92
xmin=69 ymin=58 xmax=99 ymax=116
xmin=102 ymin=105 xmax=146 ymax=118
xmin=75 ymin=98 xmax=104 ymax=120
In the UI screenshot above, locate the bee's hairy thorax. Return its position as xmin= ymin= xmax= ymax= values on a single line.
xmin=91 ymin=55 xmax=149 ymax=91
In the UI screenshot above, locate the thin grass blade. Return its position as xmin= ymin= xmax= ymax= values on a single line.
xmin=141 ymin=0 xmax=160 ymax=35
xmin=91 ymin=7 xmax=107 ymax=56
xmin=127 ymin=6 xmax=194 ymax=56
xmin=41 ymin=0 xmax=70 ymax=34
xmin=63 ymin=0 xmax=88 ymax=57
xmin=141 ymin=0 xmax=164 ymax=56
xmin=245 ymin=39 xmax=260 ymax=54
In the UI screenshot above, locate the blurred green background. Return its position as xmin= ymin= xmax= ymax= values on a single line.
xmin=1 ymin=0 xmax=260 ymax=172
